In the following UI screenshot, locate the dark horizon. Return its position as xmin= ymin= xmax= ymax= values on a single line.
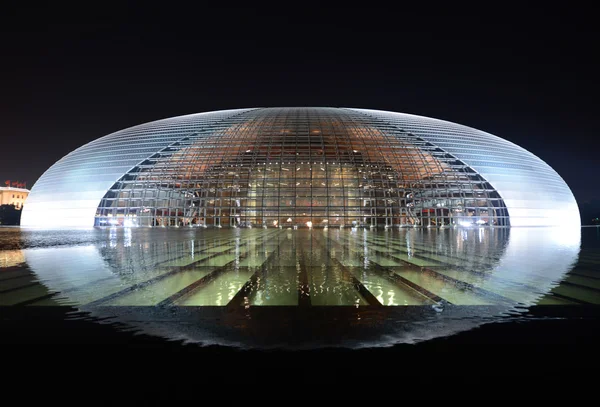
xmin=2 ymin=4 xmax=598 ymax=221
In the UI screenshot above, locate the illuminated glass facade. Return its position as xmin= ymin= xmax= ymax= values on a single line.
xmin=21 ymin=108 xmax=579 ymax=228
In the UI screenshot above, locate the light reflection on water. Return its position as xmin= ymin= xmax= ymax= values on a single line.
xmin=0 ymin=226 xmax=591 ymax=349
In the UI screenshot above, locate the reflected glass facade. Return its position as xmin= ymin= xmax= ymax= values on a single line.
xmin=22 ymin=108 xmax=579 ymax=228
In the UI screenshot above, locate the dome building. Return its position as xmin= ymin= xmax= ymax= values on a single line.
xmin=21 ymin=107 xmax=579 ymax=228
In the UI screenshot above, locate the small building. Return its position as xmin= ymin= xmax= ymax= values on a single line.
xmin=0 ymin=186 xmax=30 ymax=210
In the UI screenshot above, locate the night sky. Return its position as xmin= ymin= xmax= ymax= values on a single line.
xmin=2 ymin=4 xmax=598 ymax=220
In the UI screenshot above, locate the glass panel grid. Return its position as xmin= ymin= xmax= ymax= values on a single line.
xmin=94 ymin=108 xmax=510 ymax=228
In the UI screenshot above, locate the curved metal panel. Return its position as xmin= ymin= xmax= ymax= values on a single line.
xmin=22 ymin=107 xmax=578 ymax=228
xmin=348 ymin=108 xmax=580 ymax=227
xmin=21 ymin=109 xmax=255 ymax=227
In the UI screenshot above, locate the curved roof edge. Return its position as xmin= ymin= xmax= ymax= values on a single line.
xmin=348 ymin=108 xmax=580 ymax=227
xmin=22 ymin=107 xmax=580 ymax=228
xmin=21 ymin=108 xmax=257 ymax=227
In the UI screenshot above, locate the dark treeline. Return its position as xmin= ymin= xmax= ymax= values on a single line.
xmin=580 ymin=200 xmax=600 ymax=225
xmin=0 ymin=205 xmax=22 ymax=225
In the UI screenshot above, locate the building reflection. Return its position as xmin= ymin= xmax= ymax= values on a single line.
xmin=0 ymin=250 xmax=25 ymax=268
xmin=2 ymin=225 xmax=583 ymax=348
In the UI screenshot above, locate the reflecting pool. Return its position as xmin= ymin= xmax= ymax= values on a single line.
xmin=1 ymin=226 xmax=598 ymax=348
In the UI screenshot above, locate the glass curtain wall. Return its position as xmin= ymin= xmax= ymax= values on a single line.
xmin=95 ymin=108 xmax=508 ymax=227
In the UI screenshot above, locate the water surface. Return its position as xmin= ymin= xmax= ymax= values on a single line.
xmin=1 ymin=226 xmax=598 ymax=348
